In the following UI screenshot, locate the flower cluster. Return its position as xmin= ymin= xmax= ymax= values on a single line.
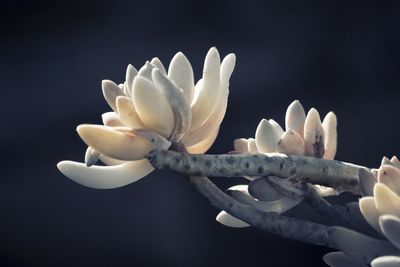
xmin=217 ymin=100 xmax=338 ymax=227
xmin=57 ymin=48 xmax=236 ymax=189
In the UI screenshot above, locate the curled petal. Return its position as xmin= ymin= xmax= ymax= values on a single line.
xmin=379 ymin=214 xmax=400 ymax=250
xmin=247 ymin=138 xmax=259 ymax=154
xmin=102 ymin=80 xmax=125 ymax=112
xmin=84 ymin=146 xmax=99 ymax=167
xmin=190 ymin=47 xmax=221 ymax=130
xmin=374 ymin=183 xmax=400 ymax=218
xmin=277 ymin=130 xmax=305 ymax=155
xmin=116 ymin=96 xmax=144 ymax=129
xmin=77 ymin=124 xmax=154 ymax=161
xmin=371 ymin=256 xmax=400 ymax=267
xmin=359 ymin=196 xmax=381 ymax=233
xmin=152 ymin=69 xmax=191 ymax=142
xmin=304 ymin=108 xmax=325 ymax=158
xmin=186 ymin=127 xmax=219 ymax=154
xmin=57 ymin=159 xmax=154 ymax=189
xmin=378 ymin=165 xmax=400 ymax=195
xmin=255 ymin=119 xmax=280 ymax=153
xmin=167 ymin=52 xmax=195 ymax=105
xmin=322 ymin=112 xmax=337 ymax=160
xmin=216 ymin=211 xmax=249 ymax=228
xmin=150 ymin=57 xmax=166 ymax=75
xmin=285 ymin=100 xmax=306 ymax=137
xmin=101 ymin=112 xmax=123 ymax=127
xmin=132 ymin=76 xmax=174 ymax=137
xmin=233 ymin=138 xmax=249 ymax=154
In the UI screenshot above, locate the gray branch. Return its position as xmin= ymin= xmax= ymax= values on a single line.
xmin=147 ymin=150 xmax=366 ymax=194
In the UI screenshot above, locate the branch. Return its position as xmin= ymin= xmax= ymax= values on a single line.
xmin=147 ymin=150 xmax=366 ymax=193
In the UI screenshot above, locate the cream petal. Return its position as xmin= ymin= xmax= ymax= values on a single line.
xmin=277 ymin=130 xmax=305 ymax=155
xmin=102 ymin=80 xmax=125 ymax=112
xmin=57 ymin=159 xmax=154 ymax=189
xmin=137 ymin=61 xmax=156 ymax=80
xmin=101 ymin=112 xmax=123 ymax=127
xmin=390 ymin=156 xmax=400 ymax=169
xmin=99 ymin=154 xmax=127 ymax=166
xmin=77 ymin=124 xmax=154 ymax=161
xmin=323 ymin=252 xmax=368 ymax=267
xmin=255 ymin=119 xmax=280 ymax=153
xmin=285 ymin=100 xmax=306 ymax=137
xmin=374 ymin=183 xmax=400 ymax=218
xmin=304 ymin=108 xmax=325 ymax=158
xmin=220 ymin=53 xmax=236 ymax=87
xmin=216 ymin=211 xmax=249 ymax=228
xmin=322 ymin=112 xmax=337 ymax=160
xmin=116 ymin=96 xmax=144 ymax=129
xmin=190 ymin=47 xmax=221 ymax=130
xmin=382 ymin=156 xmax=393 ymax=166
xmin=378 ymin=165 xmax=400 ymax=195
xmin=269 ymin=119 xmax=284 ymax=137
xmin=233 ymin=138 xmax=249 ymax=154
xmin=359 ymin=168 xmax=377 ymax=196
xmin=186 ymin=126 xmax=219 ymax=154
xmin=247 ymin=138 xmax=259 ymax=154
xmin=152 ymin=69 xmax=191 ymax=142
xmin=84 ymin=146 xmax=99 ymax=167
xmin=359 ymin=196 xmax=381 ymax=233
xmin=371 ymin=256 xmax=400 ymax=267
xmin=132 ymin=76 xmax=174 ymax=137
xmin=121 ymin=128 xmax=171 ymax=150
xmin=125 ymin=64 xmax=138 ymax=94
xmin=379 ymin=214 xmax=400 ymax=250
xmin=372 ymin=168 xmax=379 ymax=177
xmin=167 ymin=52 xmax=195 ymax=105
xmin=150 ymin=57 xmax=167 ymax=75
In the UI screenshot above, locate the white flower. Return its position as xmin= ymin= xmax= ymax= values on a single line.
xmin=217 ymin=100 xmax=338 ymax=228
xmin=57 ymin=47 xmax=236 ymax=189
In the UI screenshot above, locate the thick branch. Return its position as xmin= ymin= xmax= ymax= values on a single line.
xmin=147 ymin=150 xmax=365 ymax=193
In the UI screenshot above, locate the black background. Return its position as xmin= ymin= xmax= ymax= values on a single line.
xmin=1 ymin=0 xmax=400 ymax=266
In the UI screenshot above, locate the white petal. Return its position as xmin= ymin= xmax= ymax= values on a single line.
xmin=323 ymin=252 xmax=368 ymax=267
xmin=285 ymin=100 xmax=306 ymax=137
xmin=150 ymin=57 xmax=166 ymax=75
xmin=374 ymin=183 xmax=400 ymax=218
xmin=84 ymin=146 xmax=99 ymax=167
xmin=378 ymin=165 xmax=400 ymax=195
xmin=167 ymin=52 xmax=195 ymax=105
xmin=99 ymin=154 xmax=127 ymax=166
xmin=269 ymin=119 xmax=284 ymax=137
xmin=247 ymin=138 xmax=259 ymax=154
xmin=102 ymin=80 xmax=125 ymax=112
xmin=190 ymin=47 xmax=221 ymax=130
xmin=220 ymin=53 xmax=236 ymax=87
xmin=359 ymin=196 xmax=381 ymax=233
xmin=216 ymin=211 xmax=249 ymax=228
xmin=132 ymin=76 xmax=174 ymax=137
xmin=390 ymin=156 xmax=400 ymax=169
xmin=57 ymin=159 xmax=154 ymax=189
xmin=101 ymin=112 xmax=123 ymax=127
xmin=116 ymin=96 xmax=144 ymax=129
xmin=379 ymin=214 xmax=400 ymax=250
xmin=304 ymin=108 xmax=325 ymax=158
xmin=77 ymin=124 xmax=154 ymax=161
xmin=125 ymin=64 xmax=138 ymax=93
xmin=277 ymin=130 xmax=305 ymax=155
xmin=371 ymin=256 xmax=400 ymax=267
xmin=186 ymin=127 xmax=219 ymax=154
xmin=233 ymin=138 xmax=249 ymax=153
xmin=322 ymin=112 xmax=337 ymax=160
xmin=255 ymin=119 xmax=280 ymax=153
xmin=137 ymin=61 xmax=156 ymax=80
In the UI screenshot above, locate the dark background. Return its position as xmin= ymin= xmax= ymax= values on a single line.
xmin=1 ymin=0 xmax=400 ymax=266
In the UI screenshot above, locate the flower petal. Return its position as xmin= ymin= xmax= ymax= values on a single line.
xmin=57 ymin=159 xmax=154 ymax=189
xmin=359 ymin=196 xmax=381 ymax=233
xmin=247 ymin=138 xmax=259 ymax=154
xmin=150 ymin=57 xmax=166 ymax=75
xmin=323 ymin=251 xmax=368 ymax=267
xmin=371 ymin=256 xmax=400 ymax=267
xmin=359 ymin=168 xmax=377 ymax=196
xmin=84 ymin=146 xmax=99 ymax=167
xmin=190 ymin=47 xmax=221 ymax=130
xmin=322 ymin=111 xmax=337 ymax=160
xmin=132 ymin=76 xmax=174 ymax=137
xmin=390 ymin=156 xmax=400 ymax=169
xmin=233 ymin=138 xmax=249 ymax=154
xmin=186 ymin=126 xmax=219 ymax=154
xmin=277 ymin=130 xmax=305 ymax=155
xmin=99 ymin=154 xmax=127 ymax=166
xmin=304 ymin=108 xmax=325 ymax=158
xmin=374 ymin=183 xmax=400 ymax=218
xmin=220 ymin=53 xmax=236 ymax=88
xmin=116 ymin=96 xmax=144 ymax=129
xmin=216 ymin=211 xmax=249 ymax=228
xmin=379 ymin=214 xmax=400 ymax=250
xmin=255 ymin=119 xmax=280 ymax=153
xmin=77 ymin=124 xmax=154 ymax=161
xmin=285 ymin=100 xmax=306 ymax=137
xmin=378 ymin=165 xmax=400 ymax=195
xmin=125 ymin=64 xmax=138 ymax=95
xmin=101 ymin=112 xmax=123 ymax=127
xmin=167 ymin=52 xmax=195 ymax=105
xmin=137 ymin=61 xmax=156 ymax=80
xmin=102 ymin=80 xmax=125 ymax=112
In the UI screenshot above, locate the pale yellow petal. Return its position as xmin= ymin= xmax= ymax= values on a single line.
xmin=374 ymin=183 xmax=400 ymax=218
xmin=116 ymin=96 xmax=144 ymax=129
xmin=277 ymin=130 xmax=305 ymax=156
xmin=322 ymin=112 xmax=337 ymax=160
xmin=359 ymin=196 xmax=381 ymax=233
xmin=168 ymin=52 xmax=195 ymax=105
xmin=255 ymin=119 xmax=280 ymax=153
xmin=101 ymin=112 xmax=123 ymax=127
xmin=186 ymin=127 xmax=219 ymax=154
xmin=378 ymin=165 xmax=400 ymax=195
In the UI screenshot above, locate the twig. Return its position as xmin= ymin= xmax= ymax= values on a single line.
xmin=147 ymin=150 xmax=366 ymax=193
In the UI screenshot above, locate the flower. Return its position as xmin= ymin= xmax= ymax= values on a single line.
xmin=57 ymin=47 xmax=236 ymax=189
xmin=217 ymin=100 xmax=338 ymax=227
